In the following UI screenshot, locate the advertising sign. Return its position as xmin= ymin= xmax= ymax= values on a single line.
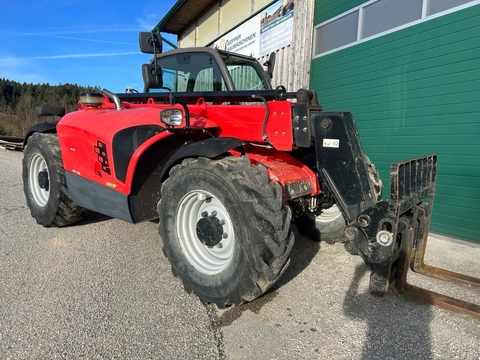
xmin=213 ymin=0 xmax=294 ymax=58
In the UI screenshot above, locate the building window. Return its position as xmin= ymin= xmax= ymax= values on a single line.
xmin=314 ymin=11 xmax=359 ymax=55
xmin=361 ymin=0 xmax=423 ymax=39
xmin=313 ymin=0 xmax=480 ymax=58
xmin=427 ymin=0 xmax=474 ymax=15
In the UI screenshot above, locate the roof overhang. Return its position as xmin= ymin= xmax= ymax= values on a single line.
xmin=153 ymin=0 xmax=217 ymax=34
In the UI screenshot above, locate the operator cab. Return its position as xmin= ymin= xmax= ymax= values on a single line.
xmin=138 ymin=31 xmax=272 ymax=93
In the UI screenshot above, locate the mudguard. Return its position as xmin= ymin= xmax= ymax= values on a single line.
xmin=159 ymin=136 xmax=246 ymax=181
xmin=24 ymin=122 xmax=59 ymax=146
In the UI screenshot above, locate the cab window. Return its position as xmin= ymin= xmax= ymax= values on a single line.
xmin=154 ymin=53 xmax=226 ymax=92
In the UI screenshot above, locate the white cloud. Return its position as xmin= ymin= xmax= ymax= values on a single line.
xmin=0 ymin=52 xmax=140 ymax=63
xmin=136 ymin=12 xmax=162 ymax=31
xmin=10 ymin=32 xmax=136 ymax=46
xmin=0 ymin=51 xmax=142 ymax=84
xmin=5 ymin=24 xmax=141 ymax=36
xmin=0 ymin=68 xmax=53 ymax=84
xmin=33 ymin=52 xmax=140 ymax=60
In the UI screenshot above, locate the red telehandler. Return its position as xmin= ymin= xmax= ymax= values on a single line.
xmin=22 ymin=32 xmax=479 ymax=318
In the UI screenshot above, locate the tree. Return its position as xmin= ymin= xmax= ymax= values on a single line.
xmin=15 ymin=90 xmax=37 ymax=136
xmin=0 ymin=79 xmax=100 ymax=136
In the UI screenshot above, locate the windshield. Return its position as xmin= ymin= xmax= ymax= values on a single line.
xmin=151 ymin=50 xmax=270 ymax=93
xmin=153 ymin=53 xmax=226 ymax=92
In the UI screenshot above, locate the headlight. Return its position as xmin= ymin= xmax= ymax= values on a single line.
xmin=160 ymin=109 xmax=183 ymax=126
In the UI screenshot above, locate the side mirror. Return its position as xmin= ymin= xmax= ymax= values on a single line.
xmin=139 ymin=32 xmax=163 ymax=54
xmin=263 ymin=52 xmax=276 ymax=79
xmin=142 ymin=63 xmax=163 ymax=91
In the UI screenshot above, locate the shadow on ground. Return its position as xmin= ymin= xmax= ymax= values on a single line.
xmin=74 ymin=210 xmax=112 ymax=226
xmin=275 ymin=225 xmax=321 ymax=286
xmin=343 ymin=264 xmax=433 ymax=359
xmin=216 ymin=225 xmax=321 ymax=326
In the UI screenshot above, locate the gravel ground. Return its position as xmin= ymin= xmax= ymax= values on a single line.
xmin=1 ymin=146 xmax=479 ymax=359
xmin=218 ymin=232 xmax=480 ymax=359
xmin=0 ymin=148 xmax=219 ymax=359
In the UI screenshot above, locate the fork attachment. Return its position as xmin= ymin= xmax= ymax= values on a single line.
xmin=344 ymin=155 xmax=480 ymax=319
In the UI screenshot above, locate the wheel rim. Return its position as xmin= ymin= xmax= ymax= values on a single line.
xmin=176 ymin=190 xmax=235 ymax=275
xmin=29 ymin=153 xmax=50 ymax=207
xmin=317 ymin=204 xmax=342 ymax=221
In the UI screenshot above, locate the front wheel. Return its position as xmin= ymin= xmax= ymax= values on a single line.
xmin=158 ymin=156 xmax=294 ymax=308
xmin=22 ymin=133 xmax=84 ymax=227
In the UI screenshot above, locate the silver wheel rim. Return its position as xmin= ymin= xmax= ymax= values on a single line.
xmin=29 ymin=154 xmax=50 ymax=207
xmin=176 ymin=190 xmax=235 ymax=275
xmin=318 ymin=204 xmax=342 ymax=221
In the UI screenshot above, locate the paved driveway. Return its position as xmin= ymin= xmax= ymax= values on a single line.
xmin=1 ymin=147 xmax=479 ymax=359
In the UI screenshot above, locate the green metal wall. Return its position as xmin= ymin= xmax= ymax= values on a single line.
xmin=314 ymin=0 xmax=365 ymax=24
xmin=311 ymin=3 xmax=480 ymax=242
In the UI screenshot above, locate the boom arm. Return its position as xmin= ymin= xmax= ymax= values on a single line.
xmin=310 ymin=111 xmax=437 ymax=297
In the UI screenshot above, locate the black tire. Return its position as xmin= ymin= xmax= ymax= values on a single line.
xmin=295 ymin=204 xmax=346 ymax=244
xmin=158 ymin=156 xmax=294 ymax=308
xmin=296 ymin=155 xmax=383 ymax=244
xmin=22 ymin=133 xmax=84 ymax=227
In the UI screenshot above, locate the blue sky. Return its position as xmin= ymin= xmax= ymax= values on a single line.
xmin=0 ymin=0 xmax=178 ymax=93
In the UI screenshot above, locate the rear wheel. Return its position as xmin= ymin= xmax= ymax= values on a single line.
xmin=158 ymin=156 xmax=294 ymax=308
xmin=296 ymin=155 xmax=383 ymax=244
xmin=22 ymin=133 xmax=84 ymax=227
xmin=295 ymin=203 xmax=346 ymax=244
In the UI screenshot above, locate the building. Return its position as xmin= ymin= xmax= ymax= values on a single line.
xmin=154 ymin=0 xmax=480 ymax=243
xmin=154 ymin=0 xmax=315 ymax=90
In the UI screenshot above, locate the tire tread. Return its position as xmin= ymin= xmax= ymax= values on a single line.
xmin=158 ymin=156 xmax=294 ymax=308
xmin=23 ymin=133 xmax=84 ymax=227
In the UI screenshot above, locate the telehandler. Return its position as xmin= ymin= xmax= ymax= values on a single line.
xmin=22 ymin=32 xmax=479 ymax=318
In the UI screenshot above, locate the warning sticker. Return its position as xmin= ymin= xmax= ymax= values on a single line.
xmin=323 ymin=139 xmax=340 ymax=148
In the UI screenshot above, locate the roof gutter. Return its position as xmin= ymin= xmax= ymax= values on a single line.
xmin=152 ymin=0 xmax=189 ymax=33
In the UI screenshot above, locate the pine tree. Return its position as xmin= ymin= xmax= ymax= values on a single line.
xmin=0 ymin=79 xmax=100 ymax=136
